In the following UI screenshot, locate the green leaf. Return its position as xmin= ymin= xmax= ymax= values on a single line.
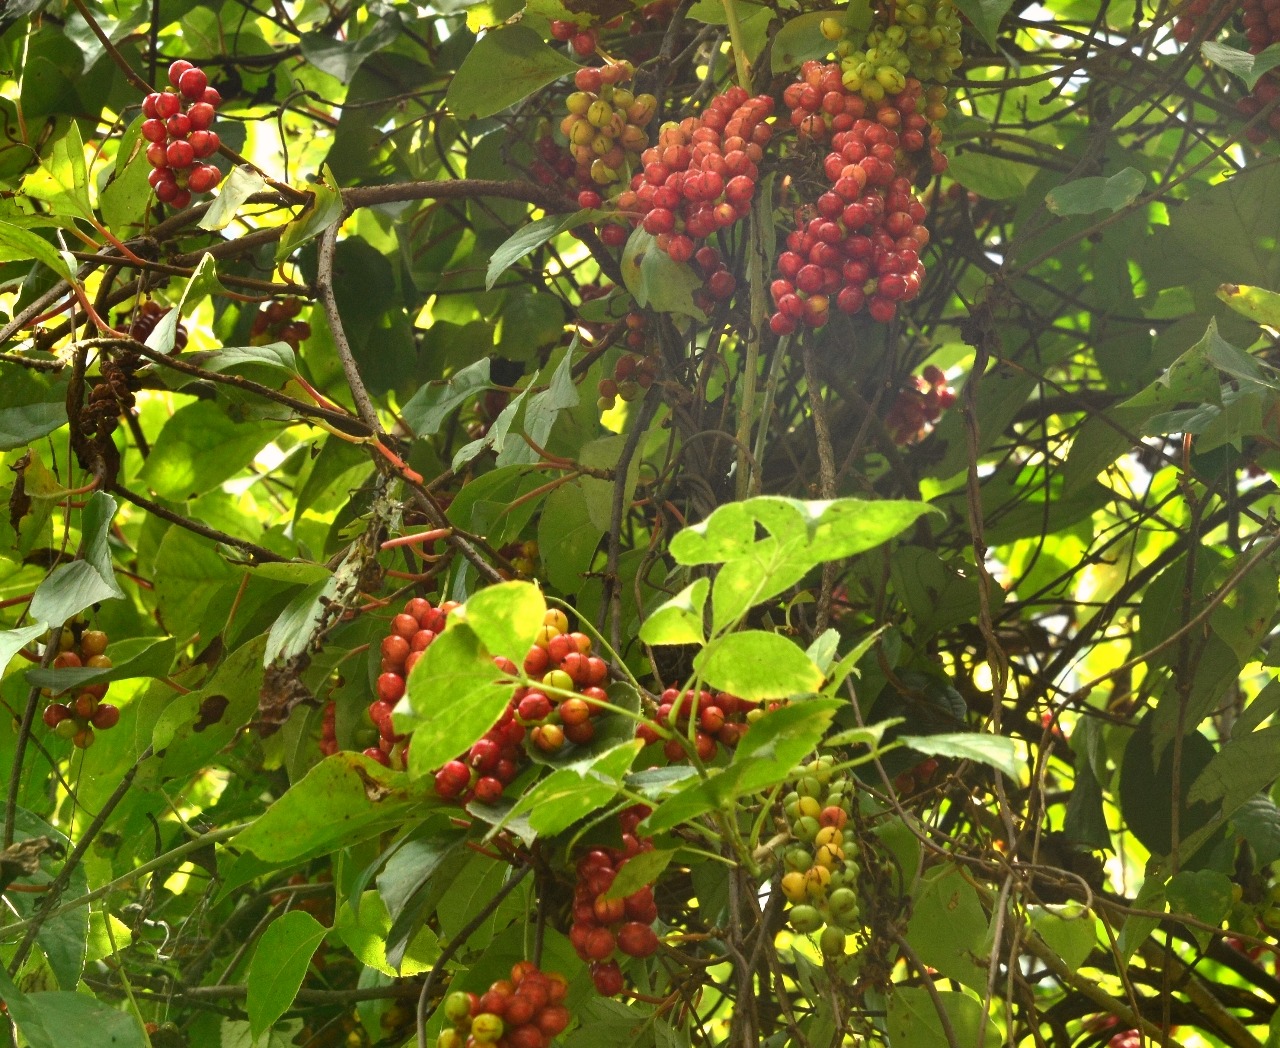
xmin=264 ymin=575 xmax=340 ymax=665
xmin=30 ymin=491 xmax=125 ymax=624
xmin=906 ymin=864 xmax=993 ymax=991
xmin=668 ymin=497 xmax=937 ymax=631
xmin=299 ymin=16 xmax=400 ymax=83
xmin=101 ymin=121 xmax=154 ymax=233
xmin=137 ymin=401 xmax=278 ymax=500
xmin=402 ymin=622 xmax=514 ymax=777
xmin=694 ymin=630 xmax=824 ymax=700
xmin=175 ymin=343 xmax=299 ymax=387
xmin=899 ymin=732 xmax=1021 ymax=779
xmin=456 ymin=580 xmax=545 ymax=664
xmin=643 ymin=700 xmax=842 ymax=833
xmin=1218 ymin=282 xmax=1280 ymax=326
xmin=1201 ymin=41 xmax=1280 ymax=90
xmin=513 ymin=742 xmax=641 ymax=835
xmin=500 ymin=345 xmax=580 ymax=467
xmin=1045 ymin=167 xmax=1146 ymax=216
xmin=0 ymin=968 xmax=144 ymax=1048
xmin=0 ymin=366 xmax=69 ymax=450
xmin=1188 ymin=722 xmax=1280 ymax=815
xmin=447 ymin=25 xmax=580 ymax=120
xmin=21 ymin=119 xmax=92 ymax=219
xmin=1028 ymin=903 xmax=1097 ymax=971
xmin=0 ymin=220 xmax=73 ymax=278
xmin=886 ymin=986 xmax=992 ymax=1048
xmin=486 ymin=209 xmax=606 ymax=289
xmin=945 ymin=150 xmax=1035 ymax=200
xmin=199 ymin=166 xmax=269 ymax=230
xmin=1119 ymin=714 xmax=1219 ymax=858
xmin=639 ymin=579 xmax=709 ymax=647
xmin=400 ymin=358 xmax=492 ymax=437
xmin=951 ymin=0 xmax=1013 ymax=47
xmin=769 ymin=7 xmax=871 ymax=73
xmin=235 ymin=752 xmax=423 ymax=862
xmin=1167 ymin=869 xmax=1234 ymax=950
xmin=246 ymin=910 xmax=330 ymax=1042
xmin=621 ymin=228 xmax=706 ymax=318
xmin=0 ymin=624 xmax=50 ymax=678
xmin=26 ymin=635 xmax=175 ymax=691
xmin=333 ymin=891 xmax=441 ymax=976
xmin=276 ymin=167 xmax=344 ymax=262
xmin=601 ymin=848 xmax=676 ymax=901
xmin=1120 ymin=320 xmax=1226 ymax=413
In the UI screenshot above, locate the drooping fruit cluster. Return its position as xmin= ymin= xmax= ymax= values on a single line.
xmin=560 ymin=62 xmax=656 ymax=216
xmin=778 ymin=757 xmax=862 ymax=957
xmin=550 ymin=18 xmax=600 ymax=58
xmin=1171 ymin=0 xmax=1237 ymax=42
xmin=42 ymin=624 xmax=118 ymax=750
xmin=834 ymin=0 xmax=964 ymax=97
xmin=884 ymin=365 xmax=955 ymax=444
xmin=249 ymin=298 xmax=311 ymax=351
xmin=497 ymin=539 xmax=540 ymax=579
xmin=436 ymin=962 xmax=572 ymax=1048
xmin=125 ymin=299 xmax=189 ymax=352
xmin=567 ymin=806 xmax=662 ymax=994
xmin=516 ymin=608 xmax=611 ymax=755
xmin=597 ymin=311 xmax=658 ymax=410
xmin=892 ymin=756 xmax=939 ymax=794
xmin=143 ymin=60 xmax=223 ymax=210
xmin=771 ymin=64 xmax=932 ymax=331
xmin=358 ymin=596 xmax=457 ymax=768
xmin=636 ymin=687 xmax=754 ymax=763
xmin=1236 ymin=0 xmax=1280 ymax=141
xmin=619 ymin=86 xmax=774 ymax=267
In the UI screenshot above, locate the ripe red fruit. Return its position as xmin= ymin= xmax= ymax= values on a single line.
xmin=42 ymin=703 xmax=70 ymax=728
xmin=91 ymin=704 xmax=120 ymax=729
xmin=381 ymin=634 xmax=410 ymax=665
xmin=590 ymin=960 xmax=624 ymax=996
xmin=474 ymin=776 xmax=504 ymax=804
xmin=141 ymin=118 xmax=168 ymax=143
xmin=166 ymin=140 xmax=195 ymax=168
xmin=376 ymin=672 xmax=405 ymax=703
xmin=617 ymin=921 xmax=660 ymax=957
xmin=187 ymin=164 xmax=222 ymax=193
xmin=538 ymin=1005 xmax=571 ymax=1035
xmin=201 ymin=86 xmax=223 ymax=107
xmin=583 ymin=925 xmax=616 ymax=960
xmin=168 ymin=60 xmax=194 ymax=88
xmin=186 ymin=102 xmax=217 ymax=130
xmin=178 ymin=67 xmax=209 ymax=100
xmin=571 ymin=31 xmax=597 ymax=56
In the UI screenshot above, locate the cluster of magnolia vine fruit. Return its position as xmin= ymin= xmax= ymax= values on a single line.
xmin=42 ymin=622 xmax=118 ymax=749
xmin=636 ymin=686 xmax=755 ymax=762
xmin=438 ymin=961 xmax=572 ymax=1048
xmin=1175 ymin=0 xmax=1280 ymax=140
xmin=779 ymin=757 xmax=863 ymax=957
xmin=568 ymin=806 xmax=662 ymax=994
xmin=885 ymin=365 xmax=956 ymax=444
xmin=142 ymin=61 xmax=223 ymax=209
xmin=249 ymin=298 xmax=311 ymax=351
xmin=125 ymin=299 xmax=188 ymax=352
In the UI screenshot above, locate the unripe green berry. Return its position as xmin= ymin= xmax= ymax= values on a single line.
xmin=820 ymin=925 xmax=847 ymax=957
xmin=788 ymin=904 xmax=823 ymax=934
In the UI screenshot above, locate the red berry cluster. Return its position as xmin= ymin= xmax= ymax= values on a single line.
xmin=892 ymin=757 xmax=939 ymax=795
xmin=618 ymin=86 xmax=774 ymax=267
xmin=784 ymin=62 xmax=946 ymax=176
xmin=884 ymin=365 xmax=955 ymax=444
xmin=142 ymin=60 xmax=223 ymax=210
xmin=568 ymin=806 xmax=662 ymax=995
xmin=125 ymin=299 xmax=188 ymax=352
xmin=550 ymin=18 xmax=600 ymax=58
xmin=249 ymin=298 xmax=311 ymax=351
xmin=42 ymin=626 xmax=118 ymax=750
xmin=1237 ymin=0 xmax=1280 ymax=141
xmin=516 ymin=609 xmax=611 ymax=755
xmin=770 ymin=66 xmax=932 ymax=332
xmin=598 ymin=311 xmax=659 ymax=410
xmin=1171 ymin=0 xmax=1236 ymax=42
xmin=345 ymin=596 xmax=458 ymax=767
xmin=636 ymin=687 xmax=752 ymax=763
xmin=436 ymin=962 xmax=571 ymax=1048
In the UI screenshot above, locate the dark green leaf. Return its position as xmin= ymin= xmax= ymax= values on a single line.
xmin=486 ymin=210 xmax=606 ymax=289
xmin=30 ymin=491 xmax=125 ymax=623
xmin=446 ymin=25 xmax=580 ymax=119
xmin=400 ymin=358 xmax=492 ymax=437
xmin=899 ymin=732 xmax=1021 ymax=778
xmin=1045 ymin=167 xmax=1145 ymax=216
xmin=0 ymin=366 xmax=69 ymax=451
xmin=246 ymin=911 xmax=330 ymax=1041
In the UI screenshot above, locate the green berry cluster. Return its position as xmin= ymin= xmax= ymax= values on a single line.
xmin=778 ymin=757 xmax=862 ymax=958
xmin=835 ymin=0 xmax=964 ymax=98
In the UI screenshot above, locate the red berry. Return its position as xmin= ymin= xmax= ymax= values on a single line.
xmin=187 ymin=102 xmax=217 ymax=130
xmin=474 ymin=776 xmax=504 ymax=804
xmin=201 ymin=87 xmax=223 ymax=107
xmin=590 ymin=960 xmax=624 ymax=995
xmin=166 ymin=140 xmax=195 ymax=168
xmin=91 ymin=703 xmax=120 ymax=730
xmin=187 ymin=164 xmax=222 ymax=193
xmin=167 ymin=60 xmax=194 ymax=88
xmin=42 ymin=703 xmax=70 ymax=728
xmin=376 ymin=672 xmax=405 ymax=703
xmin=617 ymin=921 xmax=660 ymax=957
xmin=178 ymin=67 xmax=209 ymax=100
xmin=141 ymin=118 xmax=168 ymax=143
